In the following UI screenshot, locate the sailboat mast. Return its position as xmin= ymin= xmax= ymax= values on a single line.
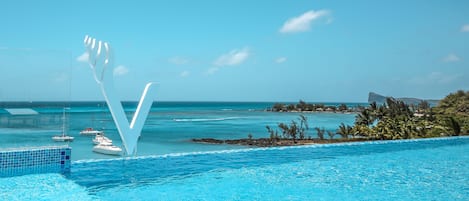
xmin=62 ymin=108 xmax=66 ymax=136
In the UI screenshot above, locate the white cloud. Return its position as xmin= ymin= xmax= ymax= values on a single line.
xmin=208 ymin=48 xmax=250 ymax=74
xmin=180 ymin=70 xmax=190 ymax=77
xmin=461 ymin=24 xmax=469 ymax=32
xmin=214 ymin=48 xmax=250 ymax=67
xmin=275 ymin=57 xmax=287 ymax=63
xmin=280 ymin=10 xmax=330 ymax=33
xmin=76 ymin=52 xmax=89 ymax=62
xmin=113 ymin=65 xmax=129 ymax=76
xmin=443 ymin=53 xmax=461 ymax=62
xmin=169 ymin=57 xmax=189 ymax=65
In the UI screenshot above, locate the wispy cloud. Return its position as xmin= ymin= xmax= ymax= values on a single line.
xmin=180 ymin=70 xmax=190 ymax=77
xmin=280 ymin=10 xmax=330 ymax=33
xmin=410 ymin=72 xmax=462 ymax=85
xmin=113 ymin=65 xmax=129 ymax=76
xmin=443 ymin=53 xmax=461 ymax=62
xmin=461 ymin=24 xmax=469 ymax=32
xmin=206 ymin=67 xmax=219 ymax=75
xmin=76 ymin=52 xmax=89 ymax=62
xmin=208 ymin=48 xmax=250 ymax=74
xmin=275 ymin=57 xmax=287 ymax=63
xmin=169 ymin=56 xmax=189 ymax=65
xmin=214 ymin=48 xmax=250 ymax=67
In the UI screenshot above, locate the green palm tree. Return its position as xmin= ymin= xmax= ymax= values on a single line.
xmin=278 ymin=123 xmax=289 ymax=139
xmin=337 ymin=123 xmax=352 ymax=139
xmin=445 ymin=117 xmax=461 ymax=136
xmin=298 ymin=115 xmax=309 ymax=140
xmin=356 ymin=109 xmax=374 ymax=126
xmin=327 ymin=131 xmax=335 ymax=140
xmin=315 ymin=127 xmax=325 ymax=140
xmin=289 ymin=120 xmax=298 ymax=143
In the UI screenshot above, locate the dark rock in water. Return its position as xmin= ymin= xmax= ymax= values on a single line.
xmin=191 ymin=137 xmax=372 ymax=147
xmin=368 ymin=92 xmax=439 ymax=106
xmin=191 ymin=138 xmax=275 ymax=147
xmin=192 ymin=138 xmax=224 ymax=144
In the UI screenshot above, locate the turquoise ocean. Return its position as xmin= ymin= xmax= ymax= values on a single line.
xmin=0 ymin=101 xmax=363 ymax=160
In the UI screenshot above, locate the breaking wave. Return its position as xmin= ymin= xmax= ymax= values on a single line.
xmin=173 ymin=117 xmax=241 ymax=122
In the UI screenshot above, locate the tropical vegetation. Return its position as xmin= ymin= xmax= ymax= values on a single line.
xmin=266 ymin=114 xmax=309 ymax=143
xmin=349 ymin=90 xmax=468 ymax=139
xmin=270 ymin=100 xmax=353 ymax=113
xmin=196 ymin=90 xmax=469 ymax=147
xmin=268 ymin=90 xmax=468 ymax=143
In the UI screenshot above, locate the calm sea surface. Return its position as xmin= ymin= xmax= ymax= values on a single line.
xmin=0 ymin=101 xmax=362 ymax=160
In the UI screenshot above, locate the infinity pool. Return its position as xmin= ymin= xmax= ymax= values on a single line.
xmin=1 ymin=137 xmax=468 ymax=200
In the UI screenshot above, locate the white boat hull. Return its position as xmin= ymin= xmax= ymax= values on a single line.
xmin=52 ymin=108 xmax=73 ymax=142
xmin=52 ymin=135 xmax=74 ymax=142
xmin=93 ymin=144 xmax=122 ymax=156
xmin=80 ymin=130 xmax=104 ymax=136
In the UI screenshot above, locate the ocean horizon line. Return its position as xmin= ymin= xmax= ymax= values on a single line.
xmin=0 ymin=100 xmax=368 ymax=104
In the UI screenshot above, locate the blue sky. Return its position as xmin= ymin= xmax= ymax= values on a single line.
xmin=0 ymin=0 xmax=468 ymax=102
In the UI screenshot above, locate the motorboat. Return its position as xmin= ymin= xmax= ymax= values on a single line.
xmin=52 ymin=108 xmax=74 ymax=142
xmin=80 ymin=127 xmax=104 ymax=136
xmin=93 ymin=141 xmax=122 ymax=156
xmin=92 ymin=133 xmax=112 ymax=145
xmin=52 ymin=135 xmax=74 ymax=142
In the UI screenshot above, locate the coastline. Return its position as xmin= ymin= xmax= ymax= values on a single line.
xmin=192 ymin=137 xmax=373 ymax=147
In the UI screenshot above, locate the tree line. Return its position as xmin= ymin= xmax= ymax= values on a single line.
xmin=269 ymin=100 xmax=354 ymax=113
xmin=266 ymin=90 xmax=468 ymax=142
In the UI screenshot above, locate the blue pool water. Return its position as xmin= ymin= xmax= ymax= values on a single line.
xmin=1 ymin=137 xmax=468 ymax=200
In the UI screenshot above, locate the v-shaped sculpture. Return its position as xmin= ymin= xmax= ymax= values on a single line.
xmin=84 ymin=35 xmax=156 ymax=155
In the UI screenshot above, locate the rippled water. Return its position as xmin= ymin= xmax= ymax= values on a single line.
xmin=0 ymin=102 xmax=357 ymax=160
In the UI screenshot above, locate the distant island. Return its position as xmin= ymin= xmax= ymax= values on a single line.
xmin=368 ymin=92 xmax=439 ymax=107
xmin=266 ymin=101 xmax=360 ymax=113
xmin=194 ymin=90 xmax=468 ymax=147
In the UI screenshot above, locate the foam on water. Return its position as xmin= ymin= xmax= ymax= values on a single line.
xmin=172 ymin=117 xmax=242 ymax=122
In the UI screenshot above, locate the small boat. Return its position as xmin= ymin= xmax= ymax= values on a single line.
xmin=93 ymin=141 xmax=122 ymax=156
xmin=52 ymin=108 xmax=74 ymax=142
xmin=52 ymin=135 xmax=74 ymax=142
xmin=80 ymin=127 xmax=104 ymax=136
xmin=92 ymin=133 xmax=112 ymax=145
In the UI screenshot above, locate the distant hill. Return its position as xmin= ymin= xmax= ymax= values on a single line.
xmin=368 ymin=92 xmax=439 ymax=107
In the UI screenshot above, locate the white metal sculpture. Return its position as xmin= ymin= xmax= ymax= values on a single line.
xmin=84 ymin=35 xmax=156 ymax=155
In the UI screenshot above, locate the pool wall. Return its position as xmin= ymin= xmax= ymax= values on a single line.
xmin=0 ymin=146 xmax=71 ymax=177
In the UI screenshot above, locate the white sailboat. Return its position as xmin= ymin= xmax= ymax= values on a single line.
xmin=80 ymin=103 xmax=105 ymax=135
xmin=52 ymin=108 xmax=74 ymax=142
